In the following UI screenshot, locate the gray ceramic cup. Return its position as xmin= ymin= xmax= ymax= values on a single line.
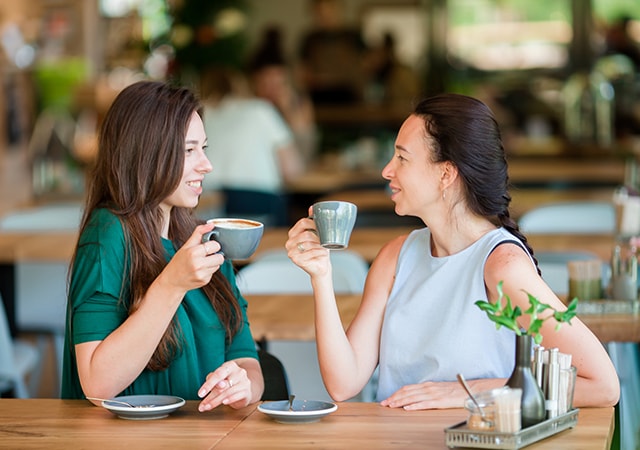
xmin=312 ymin=201 xmax=357 ymax=249
xmin=201 ymin=218 xmax=264 ymax=260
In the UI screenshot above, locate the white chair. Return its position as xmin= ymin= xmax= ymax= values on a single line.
xmin=518 ymin=201 xmax=614 ymax=295
xmin=0 ymin=203 xmax=83 ymax=232
xmin=14 ymin=262 xmax=68 ymax=395
xmin=0 ymin=202 xmax=81 ymax=397
xmin=237 ymin=249 xmax=374 ymax=402
xmin=518 ymin=201 xmax=616 ymax=234
xmin=237 ymin=249 xmax=369 ymax=294
xmin=0 ymin=293 xmax=42 ymax=398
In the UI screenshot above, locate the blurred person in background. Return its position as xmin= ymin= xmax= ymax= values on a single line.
xmin=298 ymin=0 xmax=368 ymax=105
xmin=604 ymin=15 xmax=640 ymax=69
xmin=363 ymin=31 xmax=422 ymax=105
xmin=248 ymin=25 xmax=318 ymax=164
xmin=200 ymin=66 xmax=305 ymax=226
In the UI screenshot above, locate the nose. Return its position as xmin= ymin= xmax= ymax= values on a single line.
xmin=381 ymin=159 xmax=393 ymax=180
xmin=199 ymin=151 xmax=213 ymax=174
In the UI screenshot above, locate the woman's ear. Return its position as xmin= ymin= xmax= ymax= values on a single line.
xmin=440 ymin=161 xmax=458 ymax=190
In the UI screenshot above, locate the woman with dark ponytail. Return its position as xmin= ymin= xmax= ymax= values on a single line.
xmin=285 ymin=93 xmax=619 ymax=410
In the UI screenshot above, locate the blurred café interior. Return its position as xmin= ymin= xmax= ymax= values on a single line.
xmin=0 ymin=0 xmax=639 ymax=447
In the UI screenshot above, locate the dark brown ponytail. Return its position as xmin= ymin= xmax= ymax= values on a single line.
xmin=414 ymin=93 xmax=541 ymax=275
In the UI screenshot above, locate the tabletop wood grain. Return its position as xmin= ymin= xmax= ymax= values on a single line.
xmin=0 ymin=400 xmax=614 ymax=450
xmin=0 ymin=399 xmax=254 ymax=449
xmin=245 ymin=293 xmax=640 ymax=344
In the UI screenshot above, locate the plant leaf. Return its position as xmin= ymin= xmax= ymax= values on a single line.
xmin=475 ymin=281 xmax=580 ymax=343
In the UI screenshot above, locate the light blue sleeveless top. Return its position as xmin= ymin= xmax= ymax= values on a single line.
xmin=377 ymin=227 xmax=525 ymax=401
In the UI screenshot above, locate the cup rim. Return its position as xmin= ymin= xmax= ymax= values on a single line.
xmin=464 ymin=387 xmax=511 ymax=409
xmin=206 ymin=218 xmax=264 ymax=228
xmin=312 ymin=200 xmax=357 ymax=209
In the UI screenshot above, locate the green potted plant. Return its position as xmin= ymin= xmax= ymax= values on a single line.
xmin=475 ymin=281 xmax=578 ymax=428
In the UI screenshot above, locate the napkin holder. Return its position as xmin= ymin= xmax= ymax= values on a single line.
xmin=444 ymin=408 xmax=579 ymax=449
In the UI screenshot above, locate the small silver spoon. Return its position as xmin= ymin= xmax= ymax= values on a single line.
xmin=456 ymin=374 xmax=490 ymax=424
xmin=287 ymin=394 xmax=295 ymax=411
xmin=86 ymin=397 xmax=155 ymax=408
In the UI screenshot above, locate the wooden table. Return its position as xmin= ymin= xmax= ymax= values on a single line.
xmin=0 ymin=223 xmax=619 ymax=340
xmin=0 ymin=226 xmax=617 ymax=268
xmin=582 ymin=312 xmax=640 ymax=343
xmin=246 ymin=294 xmax=356 ymax=341
xmin=0 ymin=399 xmax=614 ymax=450
xmin=0 ymin=399 xmax=253 ymax=449
xmin=0 ymin=226 xmax=617 ymax=336
xmin=0 ymin=226 xmax=413 ymax=335
xmin=509 ymin=188 xmax=615 ymax=220
xmin=285 ymin=156 xmax=625 ymax=197
xmin=526 ymin=234 xmax=615 ymax=262
xmin=0 ymin=231 xmax=78 ymax=263
xmin=246 ymin=293 xmax=640 ymax=344
xmin=217 ymin=404 xmax=613 ymax=450
xmin=507 ymin=158 xmax=625 ymax=187
xmin=0 ymin=227 xmax=414 ymax=266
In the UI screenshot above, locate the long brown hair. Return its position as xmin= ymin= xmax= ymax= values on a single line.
xmin=73 ymin=81 xmax=242 ymax=370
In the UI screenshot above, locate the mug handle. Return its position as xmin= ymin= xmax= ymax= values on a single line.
xmin=201 ymin=229 xmax=218 ymax=243
xmin=201 ymin=230 xmax=225 ymax=257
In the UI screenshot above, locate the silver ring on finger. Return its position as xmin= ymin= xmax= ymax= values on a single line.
xmin=228 ymin=378 xmax=233 ymax=388
xmin=297 ymin=243 xmax=305 ymax=253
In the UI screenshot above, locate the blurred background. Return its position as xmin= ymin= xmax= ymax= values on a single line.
xmin=0 ymin=4 xmax=639 ymax=437
xmin=0 ymin=0 xmax=639 ymax=213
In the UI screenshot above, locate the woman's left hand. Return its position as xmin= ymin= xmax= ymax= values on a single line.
xmin=197 ymin=361 xmax=252 ymax=411
xmin=380 ymin=381 xmax=466 ymax=410
xmin=381 ymin=379 xmax=506 ymax=410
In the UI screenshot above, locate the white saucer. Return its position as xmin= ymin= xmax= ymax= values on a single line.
xmin=258 ymin=399 xmax=338 ymax=424
xmin=101 ymin=395 xmax=186 ymax=420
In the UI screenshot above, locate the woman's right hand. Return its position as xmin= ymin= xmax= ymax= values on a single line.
xmin=285 ymin=214 xmax=330 ymax=278
xmin=163 ymin=222 xmax=225 ymax=293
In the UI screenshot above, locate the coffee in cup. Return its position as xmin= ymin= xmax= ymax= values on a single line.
xmin=312 ymin=201 xmax=357 ymax=249
xmin=202 ymin=218 xmax=264 ymax=260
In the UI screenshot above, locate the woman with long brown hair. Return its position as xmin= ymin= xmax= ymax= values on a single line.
xmin=61 ymin=81 xmax=264 ymax=411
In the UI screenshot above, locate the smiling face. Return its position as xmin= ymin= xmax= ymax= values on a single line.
xmin=381 ymin=115 xmax=445 ymax=218
xmin=160 ymin=111 xmax=212 ymax=217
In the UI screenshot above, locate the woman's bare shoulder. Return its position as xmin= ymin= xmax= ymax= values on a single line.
xmin=376 ymin=233 xmax=409 ymax=260
xmin=366 ymin=233 xmax=409 ymax=283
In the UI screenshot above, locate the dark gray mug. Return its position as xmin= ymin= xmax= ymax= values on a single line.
xmin=202 ymin=218 xmax=264 ymax=260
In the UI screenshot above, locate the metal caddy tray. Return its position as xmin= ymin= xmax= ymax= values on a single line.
xmin=444 ymin=409 xmax=579 ymax=449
